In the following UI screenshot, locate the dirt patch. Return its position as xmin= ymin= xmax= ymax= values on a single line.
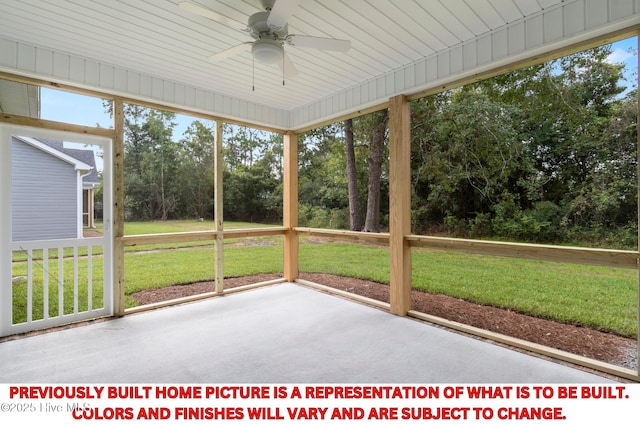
xmin=130 ymin=273 xmax=637 ymax=371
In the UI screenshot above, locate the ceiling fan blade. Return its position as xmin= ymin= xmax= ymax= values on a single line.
xmin=277 ymin=51 xmax=298 ymax=79
xmin=208 ymin=42 xmax=252 ymax=62
xmin=267 ymin=0 xmax=301 ymax=31
xmin=179 ymin=1 xmax=246 ymax=30
xmin=286 ymin=34 xmax=351 ymax=52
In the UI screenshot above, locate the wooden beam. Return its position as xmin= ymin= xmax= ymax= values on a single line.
xmin=407 ymin=235 xmax=639 ymax=269
xmin=0 ymin=71 xmax=284 ymax=135
xmin=214 ymin=121 xmax=224 ymax=294
xmin=408 ymin=310 xmax=639 ymax=382
xmin=223 ymin=227 xmax=287 ymax=239
xmin=296 ymin=278 xmax=390 ymax=311
xmin=112 ymin=99 xmax=125 ymax=317
xmin=0 ymin=71 xmax=117 ymax=101
xmin=283 ymin=131 xmax=299 ymax=281
xmin=293 ymin=102 xmax=389 ymax=134
xmin=0 ymin=112 xmax=115 ymax=139
xmin=388 ymin=95 xmax=411 ymax=316
xmin=120 ymin=227 xmax=287 ymax=247
xmin=125 ymin=278 xmax=287 ymax=315
xmin=294 ymin=227 xmax=389 ymax=245
xmin=122 ymin=231 xmax=216 ymax=246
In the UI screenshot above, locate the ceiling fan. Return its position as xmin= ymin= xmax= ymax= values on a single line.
xmin=179 ymin=0 xmax=351 ymax=81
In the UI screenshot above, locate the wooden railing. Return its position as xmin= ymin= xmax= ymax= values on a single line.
xmin=406 ymin=235 xmax=639 ymax=269
xmin=294 ymin=227 xmax=638 ymax=269
xmin=120 ymin=227 xmax=287 ymax=247
xmin=294 ymin=227 xmax=390 ymax=245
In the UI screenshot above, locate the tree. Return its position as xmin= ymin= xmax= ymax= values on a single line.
xmin=117 ymin=105 xmax=179 ymax=220
xmin=176 ymin=120 xmax=215 ymax=219
xmin=297 ymin=124 xmax=351 ymax=228
xmin=222 ymin=125 xmax=283 ymax=223
xmin=411 ymin=89 xmax=525 ymax=228
xmin=344 ymin=118 xmax=362 ymax=231
xmin=408 ymin=43 xmax=635 ymax=244
xmin=359 ymin=110 xmax=388 ymax=233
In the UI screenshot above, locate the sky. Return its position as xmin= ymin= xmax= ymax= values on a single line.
xmin=39 ymin=36 xmax=638 ymax=172
xmin=40 ymin=91 xmax=199 ymax=139
xmin=606 ymin=36 xmax=638 ymax=95
xmin=40 ymin=91 xmax=207 ymax=171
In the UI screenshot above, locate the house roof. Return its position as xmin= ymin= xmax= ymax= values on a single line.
xmin=0 ymin=1 xmax=639 ymax=131
xmin=62 ymin=147 xmax=100 ymax=185
xmin=36 ymin=138 xmax=100 ymax=184
xmin=14 ymin=136 xmax=99 ymax=184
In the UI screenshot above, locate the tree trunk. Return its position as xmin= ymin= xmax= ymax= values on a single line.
xmin=344 ymin=119 xmax=362 ymax=231
xmin=363 ymin=110 xmax=388 ymax=233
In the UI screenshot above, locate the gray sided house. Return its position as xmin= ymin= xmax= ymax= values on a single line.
xmin=11 ymin=136 xmax=99 ymax=241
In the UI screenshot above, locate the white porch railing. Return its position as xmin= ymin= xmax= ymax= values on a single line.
xmin=6 ymin=237 xmax=112 ymax=336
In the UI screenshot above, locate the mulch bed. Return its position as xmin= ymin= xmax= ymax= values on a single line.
xmin=131 ymin=273 xmax=638 ymax=371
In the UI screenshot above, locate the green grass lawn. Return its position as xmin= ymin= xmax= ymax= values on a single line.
xmin=9 ymin=221 xmax=639 ymax=338
xmin=411 ymin=249 xmax=637 ymax=335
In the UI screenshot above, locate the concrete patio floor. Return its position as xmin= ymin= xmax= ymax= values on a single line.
xmin=0 ymin=283 xmax=618 ymax=383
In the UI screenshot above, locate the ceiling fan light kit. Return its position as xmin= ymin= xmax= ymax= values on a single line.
xmin=251 ymin=39 xmax=283 ymax=64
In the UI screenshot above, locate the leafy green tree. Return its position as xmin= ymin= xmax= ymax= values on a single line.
xmin=222 ymin=125 xmax=283 ymax=223
xmin=411 ymin=89 xmax=526 ymax=233
xmin=118 ymin=106 xmax=179 ymax=220
xmin=176 ymin=120 xmax=215 ymax=219
xmin=409 ymin=43 xmax=635 ymax=246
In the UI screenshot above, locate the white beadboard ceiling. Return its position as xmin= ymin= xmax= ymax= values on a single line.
xmin=0 ymin=0 xmax=639 ymax=130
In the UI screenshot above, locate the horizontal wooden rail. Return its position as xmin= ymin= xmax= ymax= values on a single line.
xmin=121 ymin=231 xmax=215 ymax=246
xmin=121 ymin=228 xmax=639 ymax=269
xmin=407 ymin=235 xmax=639 ymax=269
xmin=296 ymin=278 xmax=390 ymax=311
xmin=295 ymin=227 xmax=390 ymax=245
xmin=294 ymin=228 xmax=638 ymax=269
xmin=125 ymin=278 xmax=287 ymax=315
xmin=223 ymin=227 xmax=287 ymax=238
xmin=408 ymin=310 xmax=639 ymax=382
xmin=120 ymin=227 xmax=287 ymax=247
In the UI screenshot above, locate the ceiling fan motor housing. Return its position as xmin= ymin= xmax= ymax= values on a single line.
xmin=248 ymin=11 xmax=288 ymax=38
xmin=247 ymin=10 xmax=287 ymax=64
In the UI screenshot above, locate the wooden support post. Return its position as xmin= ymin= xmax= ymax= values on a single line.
xmin=283 ymin=131 xmax=299 ymax=281
xmin=389 ymin=95 xmax=411 ymax=316
xmin=113 ymin=99 xmax=125 ymax=316
xmin=214 ymin=121 xmax=224 ymax=294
